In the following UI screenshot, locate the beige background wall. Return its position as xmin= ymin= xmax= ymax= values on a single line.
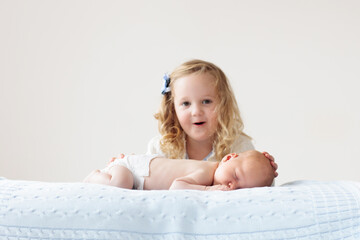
xmin=1 ymin=0 xmax=359 ymax=185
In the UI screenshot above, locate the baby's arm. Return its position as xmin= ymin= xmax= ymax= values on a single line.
xmin=203 ymin=185 xmax=231 ymax=191
xmin=169 ymin=170 xmax=230 ymax=191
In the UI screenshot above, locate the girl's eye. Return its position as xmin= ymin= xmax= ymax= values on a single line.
xmin=181 ymin=101 xmax=190 ymax=107
xmin=202 ymin=99 xmax=212 ymax=104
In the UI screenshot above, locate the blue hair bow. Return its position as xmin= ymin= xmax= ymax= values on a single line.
xmin=161 ymin=73 xmax=171 ymax=95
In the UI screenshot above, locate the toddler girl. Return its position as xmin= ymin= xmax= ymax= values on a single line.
xmin=147 ymin=59 xmax=276 ymax=175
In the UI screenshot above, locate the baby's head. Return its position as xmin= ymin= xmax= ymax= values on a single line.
xmin=214 ymin=150 xmax=275 ymax=190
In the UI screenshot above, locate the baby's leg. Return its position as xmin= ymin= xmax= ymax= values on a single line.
xmin=107 ymin=165 xmax=134 ymax=189
xmin=83 ymin=166 xmax=134 ymax=189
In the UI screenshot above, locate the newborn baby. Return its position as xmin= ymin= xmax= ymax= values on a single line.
xmin=83 ymin=150 xmax=275 ymax=191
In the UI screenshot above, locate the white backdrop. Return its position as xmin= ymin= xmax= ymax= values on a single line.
xmin=1 ymin=0 xmax=359 ymax=186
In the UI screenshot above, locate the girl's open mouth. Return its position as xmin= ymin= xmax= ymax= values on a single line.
xmin=194 ymin=122 xmax=206 ymax=126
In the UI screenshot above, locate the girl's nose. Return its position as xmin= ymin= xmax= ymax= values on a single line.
xmin=191 ymin=103 xmax=203 ymax=116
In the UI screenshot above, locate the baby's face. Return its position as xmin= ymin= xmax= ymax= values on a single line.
xmin=214 ymin=150 xmax=272 ymax=190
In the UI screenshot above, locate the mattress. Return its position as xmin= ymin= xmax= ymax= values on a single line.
xmin=1 ymin=178 xmax=359 ymax=239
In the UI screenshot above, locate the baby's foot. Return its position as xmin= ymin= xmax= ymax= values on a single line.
xmin=83 ymin=169 xmax=101 ymax=183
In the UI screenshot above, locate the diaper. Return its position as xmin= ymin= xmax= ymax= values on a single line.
xmin=102 ymin=154 xmax=158 ymax=190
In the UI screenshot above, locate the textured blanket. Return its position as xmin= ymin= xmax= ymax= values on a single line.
xmin=0 ymin=178 xmax=359 ymax=239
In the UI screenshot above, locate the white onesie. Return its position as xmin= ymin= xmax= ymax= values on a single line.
xmin=101 ymin=154 xmax=159 ymax=190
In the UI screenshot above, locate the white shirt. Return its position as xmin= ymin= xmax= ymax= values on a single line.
xmin=146 ymin=134 xmax=254 ymax=162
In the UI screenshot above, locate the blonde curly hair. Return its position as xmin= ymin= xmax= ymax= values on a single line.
xmin=155 ymin=59 xmax=250 ymax=161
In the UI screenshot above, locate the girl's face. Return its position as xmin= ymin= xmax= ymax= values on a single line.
xmin=173 ymin=72 xmax=219 ymax=144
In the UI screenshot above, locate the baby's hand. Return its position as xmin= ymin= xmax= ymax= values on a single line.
xmin=205 ymin=185 xmax=231 ymax=191
xmin=262 ymin=152 xmax=278 ymax=177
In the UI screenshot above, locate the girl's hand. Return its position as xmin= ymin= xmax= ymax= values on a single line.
xmin=262 ymin=152 xmax=278 ymax=178
xmin=108 ymin=153 xmax=125 ymax=164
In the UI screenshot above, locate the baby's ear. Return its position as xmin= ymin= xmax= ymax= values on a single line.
xmin=221 ymin=154 xmax=231 ymax=163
